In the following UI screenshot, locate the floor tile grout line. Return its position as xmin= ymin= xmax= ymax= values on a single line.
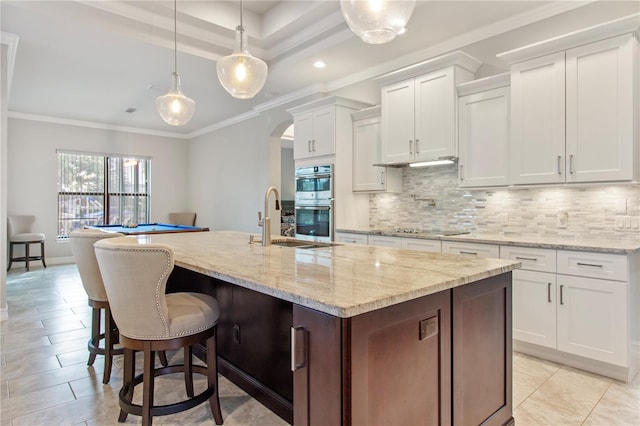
xmin=579 ymin=380 xmax=614 ymax=426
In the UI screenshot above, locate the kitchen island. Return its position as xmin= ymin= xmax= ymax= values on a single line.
xmin=143 ymin=231 xmax=519 ymax=425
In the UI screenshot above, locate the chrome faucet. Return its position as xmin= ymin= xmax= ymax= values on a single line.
xmin=259 ymin=186 xmax=281 ymax=246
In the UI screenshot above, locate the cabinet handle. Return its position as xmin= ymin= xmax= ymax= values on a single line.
xmin=380 ymin=171 xmax=385 ymax=185
xmin=415 ymin=138 xmax=420 ymax=154
xmin=569 ymin=154 xmax=574 ymax=174
xmin=460 ymin=251 xmax=478 ymax=256
xmin=557 ymin=155 xmax=562 ymax=175
xmin=291 ymin=326 xmax=306 ymax=371
xmin=312 ymin=139 xmax=316 ymax=152
xmin=459 ymin=164 xmax=464 ymax=180
xmin=560 ymin=284 xmax=564 ymax=305
xmin=515 ymin=256 xmax=538 ymax=262
xmin=547 ymin=283 xmax=552 ymax=303
xmin=308 ymin=140 xmax=312 ymax=152
xmin=576 ymin=262 xmax=603 ymax=268
xmin=409 ymin=140 xmax=413 ymax=155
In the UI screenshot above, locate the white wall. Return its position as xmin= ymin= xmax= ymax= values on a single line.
xmin=188 ymin=107 xmax=295 ymax=234
xmin=7 ymin=118 xmax=189 ymax=259
xmin=280 ymin=147 xmax=295 ymax=201
xmin=1 ymin=43 xmax=9 ymax=318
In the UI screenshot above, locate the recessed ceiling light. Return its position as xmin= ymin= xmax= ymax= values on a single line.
xmin=313 ymin=61 xmax=326 ymax=69
xmin=125 ymin=107 xmax=136 ymax=113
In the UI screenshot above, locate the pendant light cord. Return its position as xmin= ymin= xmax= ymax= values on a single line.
xmin=239 ymin=0 xmax=244 ymax=52
xmin=173 ymin=0 xmax=177 ymax=74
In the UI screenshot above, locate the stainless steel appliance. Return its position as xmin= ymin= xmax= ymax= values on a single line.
xmin=295 ymin=165 xmax=333 ymax=242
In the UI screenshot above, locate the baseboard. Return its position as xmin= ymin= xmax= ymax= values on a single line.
xmin=514 ymin=340 xmax=634 ymax=383
xmin=47 ymin=256 xmax=75 ymax=265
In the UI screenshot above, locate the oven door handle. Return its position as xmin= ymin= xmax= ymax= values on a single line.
xmin=295 ymin=205 xmax=331 ymax=210
xmin=295 ymin=174 xmax=332 ymax=180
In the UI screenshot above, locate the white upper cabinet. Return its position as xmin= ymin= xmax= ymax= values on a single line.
xmin=510 ymin=52 xmax=566 ymax=184
xmin=288 ymin=97 xmax=370 ymax=161
xmin=377 ymin=51 xmax=481 ymax=165
xmin=565 ymin=35 xmax=636 ymax=183
xmin=352 ymin=106 xmax=402 ymax=192
xmin=499 ymin=18 xmax=639 ymax=185
xmin=457 ymin=74 xmax=511 ymax=187
xmin=292 ymin=106 xmax=336 ymax=160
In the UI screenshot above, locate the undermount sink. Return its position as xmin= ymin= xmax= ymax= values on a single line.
xmin=271 ymin=240 xmax=338 ymax=249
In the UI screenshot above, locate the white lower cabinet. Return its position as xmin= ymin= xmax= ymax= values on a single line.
xmin=556 ymin=274 xmax=628 ymax=366
xmin=512 ymin=270 xmax=557 ymax=348
xmin=504 ymin=245 xmax=635 ymax=379
xmin=368 ymin=235 xmax=402 ymax=248
xmin=441 ymin=241 xmax=499 ymax=258
xmin=335 ymin=232 xmax=368 ymax=245
xmin=400 ymin=238 xmax=441 ymax=253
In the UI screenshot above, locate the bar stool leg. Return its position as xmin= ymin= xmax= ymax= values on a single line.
xmin=142 ymin=345 xmax=155 ymax=426
xmin=184 ymin=345 xmax=194 ymax=397
xmin=7 ymin=243 xmax=13 ymax=271
xmin=88 ymin=307 xmax=101 ymax=366
xmin=207 ymin=334 xmax=223 ymax=425
xmin=103 ymin=308 xmax=115 ymax=384
xmin=119 ymin=348 xmax=135 ymax=422
xmin=25 ymin=243 xmax=30 ymax=271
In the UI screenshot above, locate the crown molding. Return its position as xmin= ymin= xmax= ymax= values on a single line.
xmin=187 ymin=109 xmax=261 ymax=139
xmin=7 ymin=112 xmax=190 ymax=139
xmin=457 ymin=72 xmax=511 ymax=97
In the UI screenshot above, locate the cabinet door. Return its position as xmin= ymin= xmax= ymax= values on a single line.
xmin=311 ymin=107 xmax=336 ymax=157
xmin=369 ymin=235 xmax=402 ymax=248
xmin=556 ymin=274 xmax=628 ymax=366
xmin=353 ymin=115 xmax=386 ymax=191
xmin=510 ymin=52 xmax=566 ymax=184
xmin=565 ymin=34 xmax=636 ymax=183
xmin=350 ymin=290 xmax=451 ymax=426
xmin=415 ymin=68 xmax=456 ymax=161
xmin=293 ymin=112 xmax=314 ymax=160
xmin=512 ymin=270 xmax=557 ymax=348
xmin=292 ymin=305 xmax=343 ymax=426
xmin=381 ymin=80 xmax=415 ymax=164
xmin=458 ymin=87 xmax=509 ymax=187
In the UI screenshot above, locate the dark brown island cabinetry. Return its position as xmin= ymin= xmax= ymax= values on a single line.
xmin=168 ymin=267 xmax=512 ymax=426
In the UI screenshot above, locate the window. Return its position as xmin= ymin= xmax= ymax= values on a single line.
xmin=57 ymin=151 xmax=150 ymax=239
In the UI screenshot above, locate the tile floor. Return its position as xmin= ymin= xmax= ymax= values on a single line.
xmin=1 ymin=264 xmax=639 ymax=425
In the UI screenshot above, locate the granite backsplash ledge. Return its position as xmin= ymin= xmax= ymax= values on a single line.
xmin=369 ymin=165 xmax=640 ymax=240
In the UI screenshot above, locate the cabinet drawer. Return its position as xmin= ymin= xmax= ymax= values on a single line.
xmin=557 ymin=250 xmax=627 ymax=281
xmin=441 ymin=241 xmax=499 ymax=258
xmin=401 ymin=238 xmax=442 ymax=253
xmin=500 ymin=246 xmax=556 ymax=273
xmin=369 ymin=235 xmax=402 ymax=248
xmin=335 ymin=233 xmax=368 ymax=245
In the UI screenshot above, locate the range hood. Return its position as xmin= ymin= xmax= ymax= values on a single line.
xmin=374 ymin=156 xmax=458 ymax=168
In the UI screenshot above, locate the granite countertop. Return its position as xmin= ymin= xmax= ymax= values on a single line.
xmin=336 ymin=229 xmax=640 ymax=254
xmin=142 ymin=231 xmax=519 ymax=318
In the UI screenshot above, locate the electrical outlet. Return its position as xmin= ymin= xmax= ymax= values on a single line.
xmin=557 ymin=210 xmax=568 ymax=229
xmin=500 ymin=212 xmax=509 ymax=226
xmin=616 ymin=216 xmax=625 ymax=229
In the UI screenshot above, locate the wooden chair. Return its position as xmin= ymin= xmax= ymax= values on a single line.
xmin=7 ymin=215 xmax=46 ymax=271
xmin=94 ymin=236 xmax=223 ymax=426
xmin=169 ymin=212 xmax=197 ymax=226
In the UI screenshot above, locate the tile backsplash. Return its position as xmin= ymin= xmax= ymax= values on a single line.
xmin=369 ymin=165 xmax=640 ymax=239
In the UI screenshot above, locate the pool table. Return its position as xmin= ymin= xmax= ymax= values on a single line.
xmin=86 ymin=223 xmax=209 ymax=235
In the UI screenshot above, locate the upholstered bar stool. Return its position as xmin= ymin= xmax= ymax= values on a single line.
xmin=69 ymin=229 xmax=127 ymax=384
xmin=94 ymin=237 xmax=223 ymax=426
xmin=7 ymin=215 xmax=46 ymax=271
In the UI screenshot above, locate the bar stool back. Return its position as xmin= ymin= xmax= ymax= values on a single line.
xmin=69 ymin=229 xmax=125 ymax=384
xmin=94 ymin=236 xmax=223 ymax=426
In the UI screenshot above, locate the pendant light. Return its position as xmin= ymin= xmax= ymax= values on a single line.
xmin=216 ymin=0 xmax=268 ymax=99
xmin=341 ymin=0 xmax=416 ymax=44
xmin=156 ymin=0 xmax=195 ymax=126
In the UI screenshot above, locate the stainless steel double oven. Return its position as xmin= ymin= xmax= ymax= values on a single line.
xmin=294 ymin=164 xmax=333 ymax=242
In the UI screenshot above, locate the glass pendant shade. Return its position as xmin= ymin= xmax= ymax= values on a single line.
xmin=217 ymin=25 xmax=268 ymax=99
xmin=340 ymin=0 xmax=416 ymax=44
xmin=156 ymin=72 xmax=195 ymax=126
